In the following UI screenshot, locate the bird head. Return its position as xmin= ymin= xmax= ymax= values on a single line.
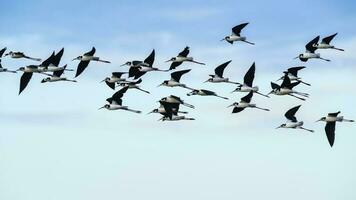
xmin=157 ymin=81 xmax=168 ymax=87
xmin=72 ymin=56 xmax=82 ymax=61
xmin=204 ymin=78 xmax=213 ymax=83
xmin=148 ymin=109 xmax=159 ymax=114
xmin=276 ymin=124 xmax=286 ymax=129
xmin=165 ymin=57 xmax=176 ymax=62
xmin=16 ymin=67 xmax=25 ymax=72
xmin=187 ymin=90 xmax=199 ymax=96
xmin=316 ymin=117 xmax=326 ymax=122
xmin=227 ymin=102 xmax=238 ymax=108
xmin=41 ymin=77 xmax=51 ymax=83
xmin=98 ymin=104 xmax=110 ymax=110
xmin=100 ymin=77 xmax=110 ymax=83
xmin=4 ymin=51 xmax=12 ymax=57
xmin=120 ymin=61 xmax=131 ymax=67
xmin=231 ymin=85 xmax=242 ymax=93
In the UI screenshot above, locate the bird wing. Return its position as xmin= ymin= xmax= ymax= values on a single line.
xmin=41 ymin=52 xmax=55 ymax=67
xmin=280 ymin=75 xmax=292 ymax=88
xmin=232 ymin=107 xmax=245 ymax=113
xmin=159 ymin=101 xmax=177 ymax=119
xmin=84 ymin=47 xmax=96 ymax=56
xmin=284 ymin=105 xmax=301 ymax=122
xmin=270 ymin=82 xmax=280 ymax=90
xmin=75 ymin=60 xmax=90 ymax=77
xmin=110 ymin=86 xmax=129 ymax=104
xmin=243 ymin=62 xmax=255 ymax=87
xmin=168 ymin=95 xmax=182 ymax=103
xmin=105 ymin=81 xmax=115 ymax=90
xmin=201 ymin=89 xmax=215 ymax=95
xmin=52 ymin=48 xmax=64 ymax=66
xmin=143 ymin=49 xmax=155 ymax=67
xmin=328 ymin=111 xmax=340 ymax=117
xmin=0 ymin=47 xmax=7 ymax=57
xmin=305 ymin=36 xmax=319 ymax=53
xmin=325 ymin=122 xmax=336 ymax=147
xmin=178 ymin=46 xmax=190 ymax=57
xmin=169 ymin=62 xmax=183 ymax=70
xmin=241 ymin=91 xmax=253 ymax=103
xmin=112 ymin=72 xmax=126 ymax=78
xmin=171 ymin=69 xmax=191 ymax=82
xmin=321 ymin=33 xmax=337 ymax=45
xmin=231 ymin=23 xmax=249 ymax=36
xmin=128 ymin=67 xmax=146 ymax=79
xmin=19 ymin=72 xmax=33 ymax=94
xmin=53 ymin=64 xmax=66 ymax=77
xmin=215 ymin=60 xmax=231 ymax=77
xmin=287 ymin=66 xmax=305 ymax=76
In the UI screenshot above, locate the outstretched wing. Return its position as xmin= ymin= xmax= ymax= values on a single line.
xmin=243 ymin=62 xmax=255 ymax=87
xmin=321 ymin=33 xmax=337 ymax=45
xmin=53 ymin=64 xmax=66 ymax=77
xmin=241 ymin=91 xmax=253 ymax=103
xmin=105 ymin=81 xmax=115 ymax=90
xmin=271 ymin=82 xmax=280 ymax=90
xmin=280 ymin=75 xmax=292 ymax=89
xmin=232 ymin=107 xmax=245 ymax=113
xmin=75 ymin=60 xmax=90 ymax=77
xmin=287 ymin=66 xmax=305 ymax=76
xmin=305 ymin=36 xmax=319 ymax=53
xmin=201 ymin=89 xmax=216 ymax=96
xmin=41 ymin=52 xmax=55 ymax=67
xmin=143 ymin=49 xmax=155 ymax=67
xmin=171 ymin=69 xmax=191 ymax=82
xmin=19 ymin=72 xmax=33 ymax=94
xmin=112 ymin=72 xmax=126 ymax=78
xmin=215 ymin=60 xmax=231 ymax=77
xmin=232 ymin=23 xmax=249 ymax=36
xmin=325 ymin=122 xmax=336 ymax=147
xmin=328 ymin=111 xmax=340 ymax=117
xmin=0 ymin=47 xmax=7 ymax=58
xmin=52 ymin=48 xmax=64 ymax=66
xmin=178 ymin=46 xmax=190 ymax=57
xmin=108 ymin=86 xmax=129 ymax=105
xmin=169 ymin=62 xmax=183 ymax=70
xmin=284 ymin=105 xmax=301 ymax=122
xmin=84 ymin=47 xmax=96 ymax=56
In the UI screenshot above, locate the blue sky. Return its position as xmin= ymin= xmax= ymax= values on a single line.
xmin=1 ymin=0 xmax=356 ymax=200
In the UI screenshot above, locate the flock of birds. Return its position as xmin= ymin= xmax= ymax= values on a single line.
xmin=0 ymin=23 xmax=353 ymax=147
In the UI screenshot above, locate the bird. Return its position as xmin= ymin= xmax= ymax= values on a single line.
xmin=314 ymin=33 xmax=344 ymax=51
xmin=4 ymin=51 xmax=41 ymax=61
xmin=154 ymin=101 xmax=194 ymax=121
xmin=99 ymin=86 xmax=141 ymax=113
xmin=72 ymin=47 xmax=110 ymax=77
xmin=126 ymin=49 xmax=168 ymax=79
xmin=204 ymin=60 xmax=240 ymax=84
xmin=187 ymin=89 xmax=229 ymax=100
xmin=295 ymin=36 xmax=330 ymax=62
xmin=276 ymin=105 xmax=314 ymax=132
xmin=148 ymin=100 xmax=188 ymax=115
xmin=39 ymin=48 xmax=72 ymax=72
xmin=16 ymin=65 xmax=52 ymax=94
xmin=316 ymin=111 xmax=354 ymax=147
xmin=166 ymin=46 xmax=205 ymax=70
xmin=158 ymin=69 xmax=193 ymax=89
xmin=231 ymin=62 xmax=269 ymax=97
xmin=0 ymin=47 xmax=16 ymax=73
xmin=268 ymin=75 xmax=309 ymax=101
xmin=227 ymin=91 xmax=269 ymax=113
xmin=118 ymin=78 xmax=150 ymax=94
xmin=160 ymin=95 xmax=195 ymax=109
xmin=276 ymin=66 xmax=310 ymax=86
xmin=101 ymin=72 xmax=130 ymax=90
xmin=221 ymin=23 xmax=255 ymax=45
xmin=41 ymin=65 xmax=76 ymax=83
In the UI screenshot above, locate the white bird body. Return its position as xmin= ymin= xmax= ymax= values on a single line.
xmin=325 ymin=116 xmax=344 ymax=122
xmin=81 ymin=55 xmax=99 ymax=61
xmin=162 ymin=115 xmax=194 ymax=121
xmin=239 ymin=85 xmax=259 ymax=92
xmin=107 ymin=104 xmax=127 ymax=110
xmin=284 ymin=121 xmax=304 ymax=129
xmin=314 ymin=43 xmax=333 ymax=49
xmin=210 ymin=76 xmax=229 ymax=83
xmin=173 ymin=56 xmax=193 ymax=63
xmin=138 ymin=66 xmax=157 ymax=72
xmin=273 ymin=88 xmax=294 ymax=95
xmin=166 ymin=80 xmax=185 ymax=87
xmin=226 ymin=35 xmax=246 ymax=42
xmin=301 ymin=52 xmax=320 ymax=59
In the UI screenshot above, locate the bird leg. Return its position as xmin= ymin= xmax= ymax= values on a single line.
xmin=288 ymin=94 xmax=305 ymax=101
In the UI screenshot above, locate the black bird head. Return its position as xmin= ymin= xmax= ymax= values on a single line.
xmin=98 ymin=104 xmax=110 ymax=110
xmin=276 ymin=124 xmax=287 ymax=129
xmin=72 ymin=56 xmax=82 ymax=61
xmin=187 ymin=90 xmax=199 ymax=96
xmin=316 ymin=117 xmax=326 ymax=122
xmin=41 ymin=77 xmax=51 ymax=83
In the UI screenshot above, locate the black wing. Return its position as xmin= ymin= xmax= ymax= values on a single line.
xmin=201 ymin=89 xmax=216 ymax=96
xmin=284 ymin=105 xmax=301 ymax=122
xmin=53 ymin=64 xmax=66 ymax=77
xmin=232 ymin=23 xmax=249 ymax=36
xmin=321 ymin=33 xmax=337 ymax=45
xmin=280 ymin=75 xmax=292 ymax=88
xmin=168 ymin=95 xmax=183 ymax=103
xmin=241 ymin=91 xmax=253 ymax=103
xmin=105 ymin=81 xmax=115 ymax=90
xmin=328 ymin=111 xmax=340 ymax=117
xmin=178 ymin=46 xmax=190 ymax=57
xmin=232 ymin=107 xmax=245 ymax=113
xmin=128 ymin=67 xmax=146 ymax=79
xmin=84 ymin=47 xmax=96 ymax=56
xmin=52 ymin=48 xmax=64 ymax=66
xmin=271 ymin=82 xmax=280 ymax=90
xmin=143 ymin=49 xmax=155 ymax=67
xmin=215 ymin=60 xmax=231 ymax=77
xmin=289 ymin=81 xmax=301 ymax=89
xmin=169 ymin=62 xmax=183 ymax=70
xmin=243 ymin=62 xmax=255 ymax=87
xmin=41 ymin=52 xmax=55 ymax=67
xmin=171 ymin=69 xmax=191 ymax=82
xmin=0 ymin=47 xmax=6 ymax=57
xmin=19 ymin=72 xmax=33 ymax=95
xmin=110 ymin=86 xmax=129 ymax=104
xmin=287 ymin=66 xmax=305 ymax=76
xmin=112 ymin=72 xmax=126 ymax=78
xmin=325 ymin=122 xmax=336 ymax=147
xmin=160 ymin=101 xmax=178 ymax=119
xmin=75 ymin=60 xmax=90 ymax=77
xmin=305 ymin=36 xmax=319 ymax=53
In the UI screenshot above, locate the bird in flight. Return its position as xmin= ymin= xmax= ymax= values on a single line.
xmin=221 ymin=22 xmax=255 ymax=45
xmin=276 ymin=105 xmax=314 ymax=132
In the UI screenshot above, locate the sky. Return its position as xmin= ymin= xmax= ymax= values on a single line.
xmin=0 ymin=0 xmax=356 ymax=199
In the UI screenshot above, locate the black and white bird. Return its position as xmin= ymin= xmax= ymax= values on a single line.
xmin=277 ymin=66 xmax=310 ymax=86
xmin=268 ymin=75 xmax=309 ymax=101
xmin=316 ymin=111 xmax=354 ymax=147
xmin=126 ymin=50 xmax=167 ymax=79
xmin=99 ymin=86 xmax=141 ymax=113
xmin=158 ymin=69 xmax=193 ymax=89
xmin=166 ymin=46 xmax=205 ymax=70
xmin=276 ymin=105 xmax=314 ymax=132
xmin=101 ymin=72 xmax=130 ymax=90
xmin=160 ymin=95 xmax=195 ymax=109
xmin=221 ymin=23 xmax=255 ymax=45
xmin=204 ymin=60 xmax=240 ymax=84
xmin=148 ymin=100 xmax=188 ymax=115
xmin=41 ymin=65 xmax=76 ymax=83
xmin=187 ymin=89 xmax=228 ymax=100
xmin=0 ymin=47 xmax=16 ymax=73
xmin=118 ymin=78 xmax=150 ymax=94
xmin=153 ymin=101 xmax=194 ymax=121
xmin=16 ymin=65 xmax=52 ymax=94
xmin=4 ymin=50 xmax=41 ymax=61
xmin=227 ymin=91 xmax=269 ymax=113
xmin=39 ymin=48 xmax=72 ymax=72
xmin=73 ymin=47 xmax=110 ymax=77
xmin=314 ymin=33 xmax=344 ymax=51
xmin=295 ymin=36 xmax=330 ymax=62
xmin=231 ymin=62 xmax=269 ymax=97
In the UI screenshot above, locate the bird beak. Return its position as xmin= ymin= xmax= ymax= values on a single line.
xmin=4 ymin=53 xmax=9 ymax=57
xmin=98 ymin=106 xmax=105 ymax=110
xmin=267 ymin=91 xmax=273 ymax=95
xmin=72 ymin=58 xmax=77 ymax=61
xmin=293 ymin=56 xmax=299 ymax=60
xmin=275 ymin=125 xmax=282 ymax=129
xmin=276 ymin=77 xmax=283 ymax=81
xmin=120 ymin=63 xmax=127 ymax=67
xmin=204 ymin=79 xmax=209 ymax=83
xmin=230 ymin=89 xmax=237 ymax=93
xmin=220 ymin=38 xmax=225 ymax=41
xmin=157 ymin=83 xmax=163 ymax=87
xmin=187 ymin=92 xmax=192 ymax=96
xmin=315 ymin=119 xmax=322 ymax=122
xmin=165 ymin=59 xmax=171 ymax=63
xmin=147 ymin=110 xmax=154 ymax=115
xmin=227 ymin=104 xmax=235 ymax=108
xmin=100 ymin=79 xmax=106 ymax=83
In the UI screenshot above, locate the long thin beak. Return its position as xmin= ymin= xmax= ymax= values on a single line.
xmin=275 ymin=126 xmax=282 ymax=129
xmin=72 ymin=58 xmax=77 ymax=61
xmin=100 ymin=79 xmax=106 ymax=83
xmin=230 ymin=89 xmax=237 ymax=93
xmin=293 ymin=56 xmax=299 ymax=60
xmin=204 ymin=79 xmax=209 ymax=83
xmin=267 ymin=91 xmax=273 ymax=95
xmin=157 ymin=83 xmax=163 ymax=87
xmin=315 ymin=119 xmax=322 ymax=122
xmin=227 ymin=104 xmax=235 ymax=108
xmin=98 ymin=106 xmax=105 ymax=110
xmin=165 ymin=59 xmax=171 ymax=63
xmin=147 ymin=111 xmax=154 ymax=115
xmin=4 ymin=53 xmax=9 ymax=57
xmin=276 ymin=77 xmax=283 ymax=81
xmin=120 ymin=63 xmax=126 ymax=67
xmin=220 ymin=38 xmax=225 ymax=41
